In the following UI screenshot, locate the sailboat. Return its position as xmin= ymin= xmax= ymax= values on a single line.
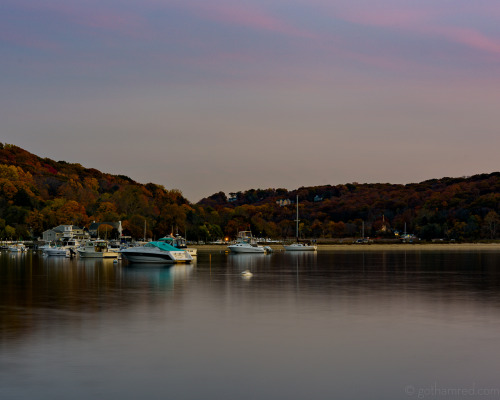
xmin=283 ymin=196 xmax=317 ymax=252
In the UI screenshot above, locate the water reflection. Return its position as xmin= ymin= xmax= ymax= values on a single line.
xmin=120 ymin=263 xmax=194 ymax=288
xmin=227 ymin=253 xmax=271 ymax=272
xmin=2 ymin=249 xmax=500 ymax=400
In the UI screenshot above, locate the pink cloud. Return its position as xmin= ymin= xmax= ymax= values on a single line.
xmin=435 ymin=27 xmax=500 ymax=55
xmin=338 ymin=7 xmax=431 ymax=29
xmin=332 ymin=3 xmax=500 ymax=57
xmin=171 ymin=1 xmax=316 ymax=39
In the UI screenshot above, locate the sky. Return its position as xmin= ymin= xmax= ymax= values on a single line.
xmin=2 ymin=0 xmax=500 ymax=202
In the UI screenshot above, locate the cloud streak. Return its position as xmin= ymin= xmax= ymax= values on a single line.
xmin=329 ymin=2 xmax=500 ymax=56
xmin=2 ymin=0 xmax=500 ymax=201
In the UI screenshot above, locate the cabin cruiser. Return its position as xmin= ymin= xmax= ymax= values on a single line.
xmin=120 ymin=240 xmax=193 ymax=264
xmin=77 ymin=240 xmax=118 ymax=259
xmin=227 ymin=231 xmax=270 ymax=253
xmin=158 ymin=235 xmax=197 ymax=257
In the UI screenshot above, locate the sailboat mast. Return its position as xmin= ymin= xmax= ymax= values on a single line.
xmin=295 ymin=195 xmax=299 ymax=242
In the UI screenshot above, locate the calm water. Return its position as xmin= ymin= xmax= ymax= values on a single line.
xmin=1 ymin=249 xmax=500 ymax=400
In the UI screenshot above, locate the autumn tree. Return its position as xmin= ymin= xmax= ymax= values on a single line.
xmin=483 ymin=211 xmax=500 ymax=239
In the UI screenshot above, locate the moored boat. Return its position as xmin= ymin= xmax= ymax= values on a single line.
xmin=283 ymin=242 xmax=317 ymax=251
xmin=43 ymin=247 xmax=71 ymax=257
xmin=284 ymin=196 xmax=317 ymax=252
xmin=8 ymin=243 xmax=26 ymax=252
xmin=227 ymin=231 xmax=268 ymax=253
xmin=42 ymin=238 xmax=80 ymax=257
xmin=77 ymin=240 xmax=118 ymax=259
xmin=158 ymin=235 xmax=197 ymax=257
xmin=120 ymin=240 xmax=193 ymax=264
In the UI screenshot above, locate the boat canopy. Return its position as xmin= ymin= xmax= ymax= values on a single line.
xmin=148 ymin=240 xmax=181 ymax=252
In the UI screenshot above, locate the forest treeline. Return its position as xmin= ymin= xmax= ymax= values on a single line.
xmin=1 ymin=143 xmax=499 ymax=242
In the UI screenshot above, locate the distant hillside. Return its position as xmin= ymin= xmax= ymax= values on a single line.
xmin=0 ymin=143 xmax=191 ymax=240
xmin=197 ymin=173 xmax=500 ymax=241
xmin=1 ymin=143 xmax=499 ymax=242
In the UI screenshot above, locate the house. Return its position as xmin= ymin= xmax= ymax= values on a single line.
xmin=42 ymin=225 xmax=89 ymax=242
xmin=276 ymin=199 xmax=293 ymax=207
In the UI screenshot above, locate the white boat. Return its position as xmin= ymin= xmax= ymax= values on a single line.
xmin=8 ymin=243 xmax=26 ymax=252
xmin=42 ymin=239 xmax=79 ymax=257
xmin=77 ymin=240 xmax=118 ymax=259
xmin=227 ymin=231 xmax=268 ymax=253
xmin=43 ymin=247 xmax=71 ymax=257
xmin=283 ymin=196 xmax=317 ymax=252
xmin=158 ymin=235 xmax=197 ymax=257
xmin=283 ymin=242 xmax=317 ymax=251
xmin=120 ymin=239 xmax=193 ymax=264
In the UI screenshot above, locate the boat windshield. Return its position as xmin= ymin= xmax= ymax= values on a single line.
xmin=158 ymin=237 xmax=186 ymax=248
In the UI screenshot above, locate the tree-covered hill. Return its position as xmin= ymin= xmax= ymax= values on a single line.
xmin=198 ymin=174 xmax=500 ymax=241
xmin=0 ymin=143 xmax=191 ymax=240
xmin=1 ymin=142 xmax=499 ymax=242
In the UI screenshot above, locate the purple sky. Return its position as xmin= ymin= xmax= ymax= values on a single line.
xmin=2 ymin=0 xmax=500 ymax=202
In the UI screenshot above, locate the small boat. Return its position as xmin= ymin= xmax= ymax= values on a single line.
xmin=43 ymin=247 xmax=71 ymax=257
xmin=283 ymin=242 xmax=317 ymax=251
xmin=241 ymin=270 xmax=253 ymax=277
xmin=228 ymin=231 xmax=268 ymax=253
xmin=8 ymin=243 xmax=26 ymax=252
xmin=42 ymin=239 xmax=79 ymax=257
xmin=158 ymin=235 xmax=197 ymax=257
xmin=283 ymin=196 xmax=317 ymax=252
xmin=120 ymin=240 xmax=193 ymax=264
xmin=77 ymin=240 xmax=118 ymax=259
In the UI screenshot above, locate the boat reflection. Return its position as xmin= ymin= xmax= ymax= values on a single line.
xmin=227 ymin=253 xmax=272 ymax=275
xmin=282 ymin=250 xmax=318 ymax=266
xmin=119 ymin=263 xmax=195 ymax=288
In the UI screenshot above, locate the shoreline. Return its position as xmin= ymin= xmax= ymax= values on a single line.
xmin=191 ymin=243 xmax=500 ymax=252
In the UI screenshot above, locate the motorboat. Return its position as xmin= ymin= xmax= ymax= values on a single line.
xmin=157 ymin=235 xmax=197 ymax=257
xmin=227 ymin=231 xmax=269 ymax=253
xmin=8 ymin=243 xmax=26 ymax=252
xmin=120 ymin=240 xmax=193 ymax=264
xmin=283 ymin=196 xmax=317 ymax=252
xmin=43 ymin=246 xmax=71 ymax=257
xmin=77 ymin=239 xmax=118 ymax=259
xmin=42 ymin=239 xmax=79 ymax=257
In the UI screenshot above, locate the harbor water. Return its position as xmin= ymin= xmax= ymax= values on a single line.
xmin=1 ymin=249 xmax=500 ymax=399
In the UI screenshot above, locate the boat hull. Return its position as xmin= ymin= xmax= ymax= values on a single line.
xmin=120 ymin=248 xmax=192 ymax=264
xmin=227 ymin=244 xmax=266 ymax=253
xmin=77 ymin=250 xmax=118 ymax=259
xmin=44 ymin=248 xmax=70 ymax=257
xmin=283 ymin=244 xmax=317 ymax=251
